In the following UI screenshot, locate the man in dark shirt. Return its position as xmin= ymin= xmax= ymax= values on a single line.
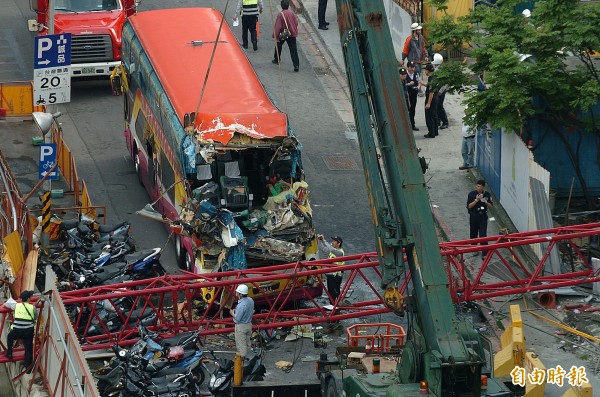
xmin=422 ymin=64 xmax=438 ymax=138
xmin=466 ymin=180 xmax=493 ymax=256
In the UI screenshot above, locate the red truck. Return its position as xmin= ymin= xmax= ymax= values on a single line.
xmin=27 ymin=0 xmax=137 ymax=77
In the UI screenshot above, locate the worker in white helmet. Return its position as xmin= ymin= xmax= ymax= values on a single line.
xmin=230 ymin=284 xmax=254 ymax=358
xmin=432 ymin=53 xmax=443 ymax=68
xmin=431 ymin=53 xmax=449 ymax=129
xmin=522 ymin=9 xmax=531 ymax=18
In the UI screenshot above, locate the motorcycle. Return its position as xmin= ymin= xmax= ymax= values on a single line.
xmin=83 ymin=304 xmax=158 ymax=337
xmin=58 ymin=214 xmax=131 ymax=242
xmin=207 ymin=349 xmax=266 ymax=397
xmin=96 ymin=327 xmax=209 ymax=396
xmin=98 ymin=359 xmax=197 ymax=397
xmin=60 ymin=248 xmax=164 ymax=290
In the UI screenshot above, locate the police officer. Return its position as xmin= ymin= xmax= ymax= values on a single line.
xmin=467 ymin=180 xmax=493 ymax=256
xmin=6 ymin=290 xmax=37 ymax=368
xmin=233 ymin=0 xmax=264 ymax=51
xmin=422 ymin=63 xmax=439 ymax=138
xmin=317 ymin=235 xmax=345 ymax=304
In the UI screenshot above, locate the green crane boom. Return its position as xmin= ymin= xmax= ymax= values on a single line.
xmin=332 ymin=0 xmax=513 ymax=395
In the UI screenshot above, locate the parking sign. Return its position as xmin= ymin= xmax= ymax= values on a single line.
xmin=33 ymin=34 xmax=72 ymax=105
xmin=39 ymin=144 xmax=59 ymax=181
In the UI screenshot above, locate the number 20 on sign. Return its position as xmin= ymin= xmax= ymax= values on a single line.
xmin=33 ymin=67 xmax=71 ymax=105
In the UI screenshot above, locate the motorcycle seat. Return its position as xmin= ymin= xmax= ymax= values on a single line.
xmin=155 ymin=366 xmax=192 ymax=376
xmin=77 ymin=222 xmax=92 ymax=235
xmin=59 ymin=219 xmax=79 ymax=231
xmin=95 ymin=262 xmax=128 ymax=272
xmin=82 ymin=235 xmax=130 ymax=251
xmin=160 ymin=332 xmax=198 ymax=349
xmin=123 ymin=248 xmax=157 ymax=263
xmin=91 ymin=267 xmax=125 ymax=283
xmin=98 ymin=222 xmax=128 ymax=234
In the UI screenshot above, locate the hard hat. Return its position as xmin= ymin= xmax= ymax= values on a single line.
xmin=235 ymin=284 xmax=249 ymax=295
xmin=410 ymin=22 xmax=422 ymax=31
xmin=522 ymin=9 xmax=531 ymax=18
xmin=432 ymin=53 xmax=444 ymax=66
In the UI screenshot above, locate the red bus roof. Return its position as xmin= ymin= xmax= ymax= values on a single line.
xmin=129 ymin=8 xmax=288 ymax=144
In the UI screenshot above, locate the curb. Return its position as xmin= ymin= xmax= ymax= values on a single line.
xmin=295 ymin=0 xmax=347 ymax=80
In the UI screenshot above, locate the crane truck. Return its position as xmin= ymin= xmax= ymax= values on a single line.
xmin=316 ymin=0 xmax=516 ymax=396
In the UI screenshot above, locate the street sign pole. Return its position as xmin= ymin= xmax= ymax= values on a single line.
xmin=49 ymin=0 xmax=55 ymax=35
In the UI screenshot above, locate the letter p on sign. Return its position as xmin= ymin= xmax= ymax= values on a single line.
xmin=39 ymin=143 xmax=59 ymax=180
xmin=37 ymin=37 xmax=53 ymax=59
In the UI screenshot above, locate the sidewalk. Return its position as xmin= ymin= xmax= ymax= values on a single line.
xmin=297 ymin=0 xmax=503 ymax=243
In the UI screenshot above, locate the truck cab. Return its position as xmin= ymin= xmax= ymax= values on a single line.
xmin=28 ymin=0 xmax=137 ymax=77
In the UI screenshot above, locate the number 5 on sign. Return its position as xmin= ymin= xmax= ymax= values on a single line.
xmin=33 ymin=67 xmax=71 ymax=105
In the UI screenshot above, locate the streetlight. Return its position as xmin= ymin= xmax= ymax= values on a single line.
xmin=32 ymin=111 xmax=62 ymax=137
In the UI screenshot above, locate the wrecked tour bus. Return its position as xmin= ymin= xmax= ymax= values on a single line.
xmin=119 ymin=8 xmax=321 ymax=303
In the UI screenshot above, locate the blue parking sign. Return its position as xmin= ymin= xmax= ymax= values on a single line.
xmin=34 ymin=34 xmax=71 ymax=69
xmin=39 ymin=144 xmax=59 ymax=180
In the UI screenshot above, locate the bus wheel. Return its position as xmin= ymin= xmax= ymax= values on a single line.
xmin=134 ymin=152 xmax=143 ymax=185
xmin=175 ymin=235 xmax=193 ymax=271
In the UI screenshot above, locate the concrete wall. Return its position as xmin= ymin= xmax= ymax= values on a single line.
xmin=477 ymin=128 xmax=551 ymax=234
xmin=383 ymin=0 xmax=414 ymax=62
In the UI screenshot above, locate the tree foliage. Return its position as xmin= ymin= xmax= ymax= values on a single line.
xmin=427 ymin=0 xmax=600 ymax=207
xmin=427 ymin=0 xmax=600 ymax=133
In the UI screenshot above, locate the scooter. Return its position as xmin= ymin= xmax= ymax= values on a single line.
xmin=58 ymin=214 xmax=131 ymax=242
xmin=96 ymin=331 xmax=207 ymax=396
xmin=207 ymin=349 xmax=266 ymax=397
xmin=97 ymin=359 xmax=197 ymax=397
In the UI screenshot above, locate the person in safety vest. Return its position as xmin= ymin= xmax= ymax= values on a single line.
xmin=5 ymin=290 xmax=38 ymax=369
xmin=317 ymin=235 xmax=345 ymax=304
xmin=233 ymin=0 xmax=264 ymax=51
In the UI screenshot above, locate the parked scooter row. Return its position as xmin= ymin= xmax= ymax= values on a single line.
xmin=36 ymin=213 xmax=165 ymax=292
xmin=62 ymin=248 xmax=165 ymax=290
xmin=67 ymin=295 xmax=159 ymax=337
xmin=94 ymin=325 xmax=209 ymax=396
xmin=93 ymin=325 xmax=267 ymax=397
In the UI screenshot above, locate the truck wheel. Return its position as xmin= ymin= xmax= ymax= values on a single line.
xmin=326 ymin=379 xmax=339 ymax=397
xmin=175 ymin=235 xmax=193 ymax=271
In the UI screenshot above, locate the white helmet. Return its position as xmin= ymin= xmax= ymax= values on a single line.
xmin=236 ymin=284 xmax=249 ymax=295
xmin=522 ymin=9 xmax=531 ymax=18
xmin=432 ymin=53 xmax=444 ymax=66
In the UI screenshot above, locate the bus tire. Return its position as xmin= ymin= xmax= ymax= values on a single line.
xmin=175 ymin=235 xmax=192 ymax=271
xmin=134 ymin=151 xmax=143 ymax=186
